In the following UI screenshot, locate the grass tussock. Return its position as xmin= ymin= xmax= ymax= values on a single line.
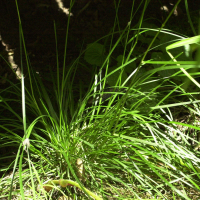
xmin=0 ymin=0 xmax=200 ymax=199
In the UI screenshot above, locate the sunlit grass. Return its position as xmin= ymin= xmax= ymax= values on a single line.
xmin=0 ymin=0 xmax=200 ymax=199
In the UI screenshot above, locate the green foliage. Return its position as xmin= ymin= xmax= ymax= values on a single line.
xmin=1 ymin=0 xmax=200 ymax=199
xmin=84 ymin=43 xmax=108 ymax=67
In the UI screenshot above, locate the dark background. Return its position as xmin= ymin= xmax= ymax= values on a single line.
xmin=0 ymin=0 xmax=199 ymax=91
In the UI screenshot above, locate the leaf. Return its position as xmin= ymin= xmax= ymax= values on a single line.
xmin=166 ymin=35 xmax=200 ymax=51
xmin=116 ymin=55 xmax=123 ymax=66
xmin=84 ymin=43 xmax=107 ymax=67
xmin=126 ymin=82 xmax=158 ymax=113
xmin=151 ymin=52 xmax=184 ymax=82
xmin=106 ymin=66 xmax=127 ymax=87
xmin=157 ymin=33 xmax=193 ymax=61
xmin=116 ymin=55 xmax=136 ymax=73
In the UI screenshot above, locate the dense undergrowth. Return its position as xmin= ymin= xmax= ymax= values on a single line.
xmin=0 ymin=0 xmax=200 ymax=199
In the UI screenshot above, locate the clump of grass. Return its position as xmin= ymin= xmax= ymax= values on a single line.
xmin=0 ymin=0 xmax=200 ymax=199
